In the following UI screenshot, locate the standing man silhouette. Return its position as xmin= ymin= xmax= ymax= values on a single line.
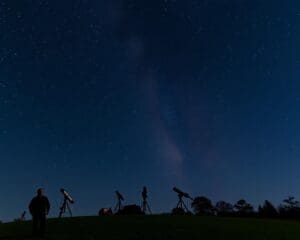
xmin=29 ymin=188 xmax=50 ymax=237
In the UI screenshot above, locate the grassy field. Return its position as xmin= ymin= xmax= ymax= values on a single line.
xmin=1 ymin=216 xmax=300 ymax=240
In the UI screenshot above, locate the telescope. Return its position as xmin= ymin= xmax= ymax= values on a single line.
xmin=142 ymin=186 xmax=148 ymax=200
xmin=20 ymin=211 xmax=26 ymax=221
xmin=60 ymin=188 xmax=74 ymax=203
xmin=141 ymin=186 xmax=152 ymax=214
xmin=173 ymin=187 xmax=193 ymax=200
xmin=173 ymin=187 xmax=193 ymax=212
xmin=116 ymin=191 xmax=124 ymax=201
xmin=59 ymin=188 xmax=74 ymax=218
xmin=114 ymin=190 xmax=124 ymax=213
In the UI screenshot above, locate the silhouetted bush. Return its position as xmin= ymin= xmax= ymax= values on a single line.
xmin=258 ymin=200 xmax=278 ymax=218
xmin=215 ymin=201 xmax=234 ymax=216
xmin=117 ymin=205 xmax=144 ymax=215
xmin=192 ymin=196 xmax=214 ymax=215
xmin=171 ymin=207 xmax=186 ymax=215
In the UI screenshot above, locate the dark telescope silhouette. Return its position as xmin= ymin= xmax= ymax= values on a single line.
xmin=116 ymin=191 xmax=124 ymax=201
xmin=173 ymin=187 xmax=193 ymax=213
xmin=114 ymin=190 xmax=124 ymax=213
xmin=59 ymin=188 xmax=74 ymax=218
xmin=173 ymin=187 xmax=193 ymax=200
xmin=61 ymin=188 xmax=74 ymax=203
xmin=141 ymin=186 xmax=152 ymax=214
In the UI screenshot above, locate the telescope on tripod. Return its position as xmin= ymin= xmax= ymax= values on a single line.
xmin=59 ymin=188 xmax=74 ymax=218
xmin=173 ymin=187 xmax=193 ymax=212
xmin=114 ymin=190 xmax=124 ymax=213
xmin=141 ymin=186 xmax=152 ymax=214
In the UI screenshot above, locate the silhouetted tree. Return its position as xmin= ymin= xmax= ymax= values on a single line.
xmin=192 ymin=196 xmax=214 ymax=215
xmin=283 ymin=196 xmax=299 ymax=209
xmin=278 ymin=196 xmax=300 ymax=218
xmin=215 ymin=201 xmax=234 ymax=216
xmin=234 ymin=199 xmax=254 ymax=217
xmin=258 ymin=200 xmax=278 ymax=218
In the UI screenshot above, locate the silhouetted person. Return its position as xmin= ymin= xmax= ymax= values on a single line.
xmin=29 ymin=188 xmax=50 ymax=237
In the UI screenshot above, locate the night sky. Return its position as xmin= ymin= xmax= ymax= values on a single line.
xmin=0 ymin=0 xmax=300 ymax=221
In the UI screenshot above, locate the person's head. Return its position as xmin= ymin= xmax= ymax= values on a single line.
xmin=37 ymin=188 xmax=44 ymax=197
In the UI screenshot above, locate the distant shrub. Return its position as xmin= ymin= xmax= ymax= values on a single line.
xmin=171 ymin=207 xmax=186 ymax=215
xmin=215 ymin=201 xmax=234 ymax=216
xmin=278 ymin=196 xmax=300 ymax=219
xmin=258 ymin=200 xmax=278 ymax=218
xmin=234 ymin=199 xmax=254 ymax=217
xmin=192 ymin=196 xmax=214 ymax=215
xmin=117 ymin=205 xmax=144 ymax=215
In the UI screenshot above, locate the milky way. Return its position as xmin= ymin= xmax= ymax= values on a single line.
xmin=0 ymin=0 xmax=299 ymax=221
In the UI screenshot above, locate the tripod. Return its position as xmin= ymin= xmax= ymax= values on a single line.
xmin=176 ymin=193 xmax=190 ymax=212
xmin=142 ymin=198 xmax=152 ymax=214
xmin=141 ymin=187 xmax=151 ymax=214
xmin=20 ymin=211 xmax=26 ymax=221
xmin=59 ymin=197 xmax=72 ymax=218
xmin=114 ymin=197 xmax=123 ymax=213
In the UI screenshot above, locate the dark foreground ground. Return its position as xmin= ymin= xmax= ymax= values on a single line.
xmin=1 ymin=216 xmax=300 ymax=240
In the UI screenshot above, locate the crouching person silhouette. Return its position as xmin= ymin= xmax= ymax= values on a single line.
xmin=29 ymin=188 xmax=50 ymax=237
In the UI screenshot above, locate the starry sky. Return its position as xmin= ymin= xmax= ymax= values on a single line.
xmin=0 ymin=0 xmax=300 ymax=221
